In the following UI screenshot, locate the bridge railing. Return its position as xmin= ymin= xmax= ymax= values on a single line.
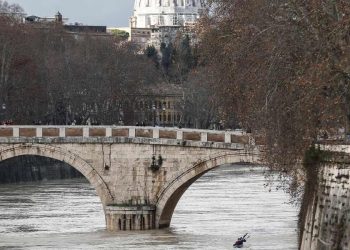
xmin=0 ymin=126 xmax=250 ymax=144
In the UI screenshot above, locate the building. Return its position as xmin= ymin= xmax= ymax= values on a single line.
xmin=64 ymin=24 xmax=106 ymax=33
xmin=25 ymin=12 xmax=107 ymax=35
xmin=124 ymin=83 xmax=184 ymax=127
xmin=24 ymin=11 xmax=65 ymax=24
xmin=130 ymin=0 xmax=206 ymax=49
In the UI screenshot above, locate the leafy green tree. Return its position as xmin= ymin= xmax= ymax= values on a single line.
xmin=160 ymin=42 xmax=174 ymax=75
xmin=145 ymin=45 xmax=159 ymax=69
xmin=110 ymin=29 xmax=129 ymax=41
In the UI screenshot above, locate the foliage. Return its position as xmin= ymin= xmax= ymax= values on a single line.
xmin=160 ymin=42 xmax=174 ymax=76
xmin=0 ymin=0 xmax=23 ymax=15
xmin=144 ymin=34 xmax=226 ymax=129
xmin=156 ymin=35 xmax=199 ymax=83
xmin=198 ymin=0 xmax=350 ymax=184
xmin=304 ymin=145 xmax=327 ymax=169
xmin=141 ymin=32 xmax=235 ymax=129
xmin=196 ymin=2 xmax=350 ymax=241
xmin=110 ymin=29 xmax=129 ymax=41
xmin=0 ymin=12 xmax=161 ymax=125
xmin=145 ymin=45 xmax=159 ymax=69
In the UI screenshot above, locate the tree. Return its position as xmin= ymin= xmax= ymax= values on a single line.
xmin=110 ymin=29 xmax=129 ymax=41
xmin=160 ymin=42 xmax=174 ymax=75
xmin=198 ymin=0 xmax=350 ymax=191
xmin=182 ymin=65 xmax=226 ymax=129
xmin=157 ymin=35 xmax=199 ymax=83
xmin=0 ymin=3 xmax=28 ymax=122
xmin=145 ymin=45 xmax=159 ymax=69
xmin=0 ymin=8 xmax=162 ymax=125
xmin=0 ymin=0 xmax=23 ymax=16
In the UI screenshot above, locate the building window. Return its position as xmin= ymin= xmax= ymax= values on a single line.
xmin=163 ymin=0 xmax=170 ymax=7
xmin=146 ymin=16 xmax=151 ymax=27
xmin=172 ymin=15 xmax=178 ymax=25
xmin=158 ymin=15 xmax=164 ymax=26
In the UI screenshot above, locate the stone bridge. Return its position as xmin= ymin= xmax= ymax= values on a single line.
xmin=0 ymin=126 xmax=260 ymax=231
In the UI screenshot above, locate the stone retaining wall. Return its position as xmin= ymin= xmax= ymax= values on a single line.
xmin=301 ymin=156 xmax=350 ymax=250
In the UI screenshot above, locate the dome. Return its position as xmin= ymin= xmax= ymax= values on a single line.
xmin=131 ymin=0 xmax=206 ymax=28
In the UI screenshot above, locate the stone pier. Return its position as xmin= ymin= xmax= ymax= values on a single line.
xmin=105 ymin=205 xmax=156 ymax=231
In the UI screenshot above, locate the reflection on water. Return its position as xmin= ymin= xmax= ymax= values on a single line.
xmin=0 ymin=165 xmax=298 ymax=249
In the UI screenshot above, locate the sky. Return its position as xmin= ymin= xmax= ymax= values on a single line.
xmin=6 ymin=0 xmax=134 ymax=27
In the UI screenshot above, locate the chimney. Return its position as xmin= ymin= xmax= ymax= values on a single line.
xmin=55 ymin=11 xmax=63 ymax=23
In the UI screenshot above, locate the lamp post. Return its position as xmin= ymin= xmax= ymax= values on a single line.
xmin=0 ymin=103 xmax=6 ymax=125
xmin=162 ymin=102 xmax=166 ymax=127
xmin=161 ymin=105 xmax=166 ymax=127
xmin=152 ymin=102 xmax=167 ymax=127
xmin=118 ymin=103 xmax=124 ymax=125
xmin=152 ymin=104 xmax=156 ymax=126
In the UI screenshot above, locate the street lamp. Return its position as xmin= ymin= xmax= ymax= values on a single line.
xmin=152 ymin=104 xmax=156 ymax=127
xmin=0 ymin=103 xmax=6 ymax=124
xmin=152 ymin=102 xmax=166 ymax=127
xmin=161 ymin=105 xmax=166 ymax=127
xmin=118 ymin=103 xmax=124 ymax=125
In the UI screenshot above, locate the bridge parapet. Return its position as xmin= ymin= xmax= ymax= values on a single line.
xmin=0 ymin=126 xmax=252 ymax=149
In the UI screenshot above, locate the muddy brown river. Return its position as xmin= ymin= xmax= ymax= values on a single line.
xmin=0 ymin=165 xmax=298 ymax=249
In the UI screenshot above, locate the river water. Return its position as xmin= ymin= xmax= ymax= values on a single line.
xmin=0 ymin=165 xmax=298 ymax=249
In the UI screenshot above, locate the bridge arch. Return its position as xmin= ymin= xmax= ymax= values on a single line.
xmin=0 ymin=144 xmax=113 ymax=205
xmin=155 ymin=152 xmax=260 ymax=228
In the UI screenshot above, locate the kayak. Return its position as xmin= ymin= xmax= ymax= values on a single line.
xmin=233 ymin=233 xmax=248 ymax=248
xmin=233 ymin=242 xmax=244 ymax=248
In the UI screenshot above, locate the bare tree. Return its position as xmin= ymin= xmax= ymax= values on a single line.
xmin=0 ymin=8 xmax=162 ymax=125
xmin=199 ymin=0 xmax=349 ymax=169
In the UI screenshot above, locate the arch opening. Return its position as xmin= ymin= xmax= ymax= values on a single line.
xmin=0 ymin=155 xmax=83 ymax=183
xmin=163 ymin=164 xmax=298 ymax=249
xmin=0 ymin=169 xmax=105 ymax=234
xmin=156 ymin=153 xmax=260 ymax=228
xmin=0 ymin=144 xmax=113 ymax=205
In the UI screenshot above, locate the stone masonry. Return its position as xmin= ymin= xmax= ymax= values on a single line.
xmin=0 ymin=126 xmax=260 ymax=231
xmin=301 ymin=152 xmax=350 ymax=250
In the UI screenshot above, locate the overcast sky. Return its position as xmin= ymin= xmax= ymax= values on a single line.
xmin=6 ymin=0 xmax=134 ymax=27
